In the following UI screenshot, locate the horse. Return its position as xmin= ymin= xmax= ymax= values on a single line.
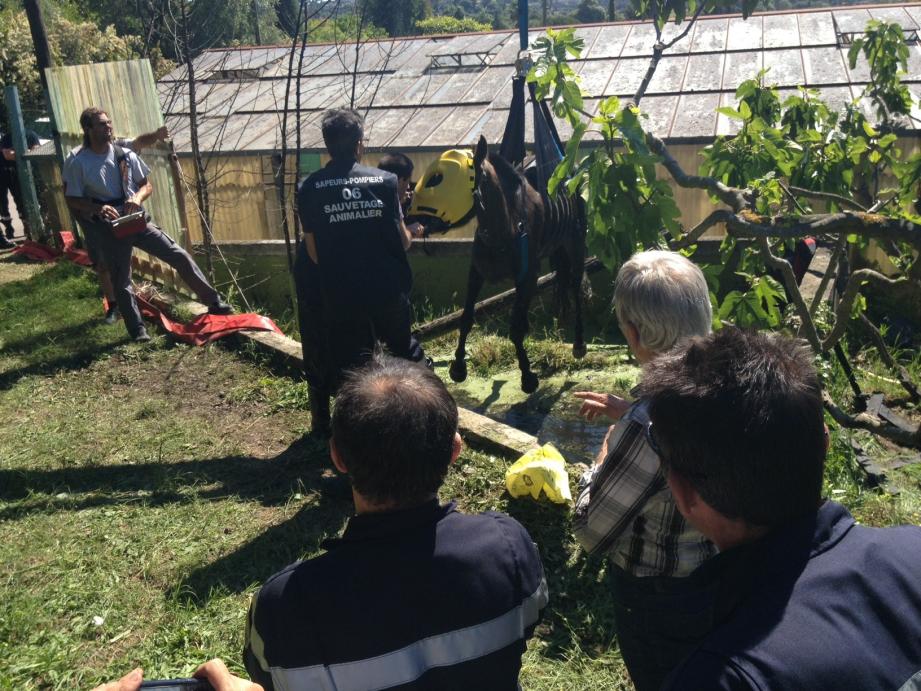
xmin=411 ymin=135 xmax=588 ymax=393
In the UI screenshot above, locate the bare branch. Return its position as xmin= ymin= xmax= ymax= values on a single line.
xmin=821 ymin=268 xmax=907 ymax=351
xmin=662 ymin=4 xmax=704 ymax=49
xmin=788 ymin=186 xmax=868 ymax=212
xmin=676 ymin=209 xmax=735 ymax=247
xmin=823 ymin=391 xmax=921 ymax=449
xmin=756 ymin=237 xmax=823 ymax=351
xmin=723 ymin=211 xmax=921 ymax=251
xmin=646 ymin=132 xmax=752 ymax=212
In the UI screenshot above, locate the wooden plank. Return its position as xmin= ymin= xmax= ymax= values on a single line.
xmin=457 ymin=407 xmax=538 ymax=458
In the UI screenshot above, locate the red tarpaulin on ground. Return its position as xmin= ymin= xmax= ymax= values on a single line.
xmin=8 ymin=232 xmax=283 ymax=346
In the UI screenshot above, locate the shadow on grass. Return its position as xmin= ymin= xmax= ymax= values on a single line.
xmin=0 ymin=339 xmax=126 ymax=391
xmin=506 ymin=498 xmax=619 ymax=662
xmin=0 ymin=434 xmax=336 ymax=519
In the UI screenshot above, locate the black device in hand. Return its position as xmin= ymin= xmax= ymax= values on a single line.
xmin=139 ymin=679 xmax=214 ymax=690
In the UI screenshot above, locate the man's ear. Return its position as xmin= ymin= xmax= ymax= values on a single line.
xmin=450 ymin=432 xmax=463 ymax=465
xmin=330 ymin=438 xmax=348 ymax=475
xmin=665 ymin=468 xmax=698 ymax=520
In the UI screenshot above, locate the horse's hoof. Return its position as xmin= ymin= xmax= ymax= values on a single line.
xmin=521 ymin=372 xmax=539 ymax=394
xmin=572 ymin=342 xmax=587 ymax=359
xmin=449 ymin=360 xmax=468 ymax=383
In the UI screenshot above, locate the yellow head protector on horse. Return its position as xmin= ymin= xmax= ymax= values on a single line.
xmin=408 ymin=149 xmax=475 ymax=227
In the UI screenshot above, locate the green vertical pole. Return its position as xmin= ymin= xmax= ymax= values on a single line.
xmin=4 ymin=85 xmax=45 ymax=242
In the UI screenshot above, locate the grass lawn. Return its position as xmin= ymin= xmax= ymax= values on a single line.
xmin=1 ymin=254 xmax=919 ymax=690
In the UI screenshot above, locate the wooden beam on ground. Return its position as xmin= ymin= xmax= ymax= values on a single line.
xmin=416 ymin=257 xmax=604 ymax=340
xmin=145 ymin=288 xmax=536 ymax=459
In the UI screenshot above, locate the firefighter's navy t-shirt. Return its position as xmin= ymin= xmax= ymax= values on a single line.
xmin=298 ymin=158 xmax=410 ymax=309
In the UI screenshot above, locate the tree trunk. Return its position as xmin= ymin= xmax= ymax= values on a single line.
xmin=180 ymin=0 xmax=215 ymax=281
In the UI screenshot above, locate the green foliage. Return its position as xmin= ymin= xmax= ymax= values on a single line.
xmin=363 ymin=0 xmax=432 ymax=36
xmin=531 ymin=15 xmax=920 ymax=337
xmin=414 ymin=15 xmax=492 ymax=35
xmin=575 ymin=0 xmax=607 ymax=23
xmin=848 ymin=20 xmax=913 ymax=123
xmin=305 ymin=15 xmax=388 ymax=43
xmin=628 ymin=0 xmax=758 ymax=31
xmin=530 ymin=28 xmax=680 ymax=269
xmin=717 ymin=273 xmax=785 ymax=328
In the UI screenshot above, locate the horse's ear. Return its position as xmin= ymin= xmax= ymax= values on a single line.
xmin=474 ymin=135 xmax=487 ymax=167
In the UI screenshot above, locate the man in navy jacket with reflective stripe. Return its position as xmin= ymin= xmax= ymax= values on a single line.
xmin=639 ymin=328 xmax=921 ymax=691
xmin=243 ymin=354 xmax=547 ymax=690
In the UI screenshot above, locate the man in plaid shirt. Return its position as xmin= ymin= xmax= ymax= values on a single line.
xmin=573 ymin=250 xmax=716 ymax=691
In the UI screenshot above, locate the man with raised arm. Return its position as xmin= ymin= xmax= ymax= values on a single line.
xmin=572 ymin=250 xmax=716 ymax=691
xmin=642 ymin=328 xmax=921 ymax=690
xmin=63 ymin=107 xmax=230 ymax=342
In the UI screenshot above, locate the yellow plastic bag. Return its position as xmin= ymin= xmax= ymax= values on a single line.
xmin=505 ymin=443 xmax=572 ymax=504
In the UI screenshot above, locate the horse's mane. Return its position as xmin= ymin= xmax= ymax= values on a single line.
xmin=485 ymin=151 xmax=528 ymax=205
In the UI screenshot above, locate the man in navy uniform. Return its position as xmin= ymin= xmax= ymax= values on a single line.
xmin=295 ymin=109 xmax=425 ymax=434
xmin=641 ymin=328 xmax=921 ymax=690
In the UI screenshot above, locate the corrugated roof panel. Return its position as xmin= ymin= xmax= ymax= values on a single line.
xmin=907 ymin=5 xmax=921 ymax=28
xmin=843 ymin=48 xmax=871 ymax=82
xmin=272 ymin=46 xmax=342 ymax=78
xmin=638 ymin=95 xmax=679 ymax=136
xmin=621 ymin=22 xmax=659 ymax=57
xmin=832 ymin=8 xmax=873 ymax=34
xmin=608 ymin=56 xmax=651 ymax=95
xmin=683 ymin=53 xmax=725 ymax=92
xmin=723 ymin=50 xmax=761 ymax=90
xmin=796 ymin=12 xmax=837 ymax=45
xmin=763 ymin=14 xmax=801 ymax=48
xmin=670 ymin=92 xmax=719 ymax=138
xmin=389 ymin=106 xmax=456 ymax=148
xmin=585 ymin=24 xmax=630 ymax=59
xmin=458 ymin=66 xmax=513 ymax=104
xmin=429 ymin=67 xmax=491 ymax=104
xmin=868 ymin=6 xmax=918 ymax=28
xmin=466 ymin=32 xmax=508 ymax=55
xmin=690 ymin=18 xmax=729 ymax=53
xmin=396 ymin=72 xmax=456 ymax=106
xmin=363 ymin=107 xmax=423 ymax=147
xmin=465 ymin=108 xmax=510 ymax=146
xmin=763 ymin=49 xmax=805 ymax=87
xmin=907 ymin=44 xmax=921 ymax=81
xmin=578 ymin=59 xmax=617 ymax=97
xmin=726 ymin=16 xmax=762 ymax=51
xmin=646 ymin=54 xmax=687 ymax=93
xmin=716 ymin=91 xmax=743 ymax=136
xmin=421 ymin=105 xmax=490 ymax=147
xmin=492 ymin=33 xmax=526 ymax=64
xmin=815 ymin=85 xmax=855 ymax=115
xmin=802 ymin=47 xmax=848 ymax=85
xmin=572 ymin=25 xmax=603 ymax=55
xmin=360 ymin=74 xmax=418 ymax=108
xmin=429 ymin=34 xmax=480 ymax=56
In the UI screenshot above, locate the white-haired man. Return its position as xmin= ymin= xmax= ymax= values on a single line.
xmin=572 ymin=250 xmax=716 ymax=691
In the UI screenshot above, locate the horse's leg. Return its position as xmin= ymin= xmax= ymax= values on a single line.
xmin=449 ymin=265 xmax=484 ymax=383
xmin=511 ymin=281 xmax=539 ymax=393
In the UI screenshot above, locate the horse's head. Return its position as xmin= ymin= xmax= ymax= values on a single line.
xmin=407 ymin=149 xmax=476 ymax=234
xmin=472 ymin=135 xmax=532 ymax=249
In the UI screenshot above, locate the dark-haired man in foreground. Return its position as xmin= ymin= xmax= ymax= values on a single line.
xmin=639 ymin=328 xmax=921 ymax=690
xmin=244 ymin=354 xmax=546 ymax=689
